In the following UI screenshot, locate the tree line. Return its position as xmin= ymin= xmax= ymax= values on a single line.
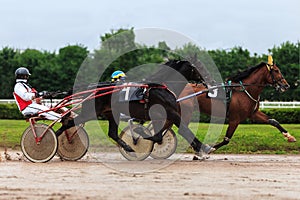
xmin=0 ymin=28 xmax=299 ymax=101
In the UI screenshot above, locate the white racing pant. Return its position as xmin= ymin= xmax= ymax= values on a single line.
xmin=22 ymin=103 xmax=61 ymax=121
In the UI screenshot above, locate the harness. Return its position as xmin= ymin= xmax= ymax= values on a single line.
xmin=239 ymin=81 xmax=260 ymax=112
xmin=224 ymin=81 xmax=233 ymax=116
xmin=203 ymin=81 xmax=233 ymax=117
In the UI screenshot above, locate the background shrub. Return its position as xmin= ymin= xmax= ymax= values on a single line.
xmin=0 ymin=104 xmax=23 ymax=119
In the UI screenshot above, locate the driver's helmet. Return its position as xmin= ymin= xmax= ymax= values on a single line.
xmin=111 ymin=70 xmax=126 ymax=82
xmin=15 ymin=67 xmax=31 ymax=79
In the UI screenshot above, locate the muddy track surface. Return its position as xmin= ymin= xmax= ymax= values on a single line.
xmin=1 ymin=150 xmax=300 ymax=200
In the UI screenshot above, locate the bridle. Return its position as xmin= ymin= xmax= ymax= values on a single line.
xmin=266 ymin=63 xmax=288 ymax=91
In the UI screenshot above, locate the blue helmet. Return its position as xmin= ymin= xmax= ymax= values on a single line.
xmin=111 ymin=70 xmax=126 ymax=82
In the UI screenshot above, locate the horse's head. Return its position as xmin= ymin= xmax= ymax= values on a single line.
xmin=265 ymin=56 xmax=290 ymax=92
xmin=181 ymin=61 xmax=203 ymax=82
xmin=164 ymin=60 xmax=203 ymax=82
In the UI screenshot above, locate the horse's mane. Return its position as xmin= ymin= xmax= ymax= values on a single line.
xmin=227 ymin=62 xmax=266 ymax=82
xmin=148 ymin=59 xmax=191 ymax=81
xmin=165 ymin=59 xmax=191 ymax=69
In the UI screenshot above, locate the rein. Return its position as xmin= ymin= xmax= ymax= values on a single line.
xmin=177 ymin=82 xmax=268 ymax=102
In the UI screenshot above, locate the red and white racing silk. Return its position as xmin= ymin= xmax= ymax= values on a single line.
xmin=13 ymin=79 xmax=36 ymax=111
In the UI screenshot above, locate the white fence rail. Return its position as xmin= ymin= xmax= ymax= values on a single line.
xmin=0 ymin=99 xmax=62 ymax=105
xmin=259 ymin=101 xmax=300 ymax=109
xmin=1 ymin=99 xmax=300 ymax=109
xmin=0 ymin=99 xmax=15 ymax=104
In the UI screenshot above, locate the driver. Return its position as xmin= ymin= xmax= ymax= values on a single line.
xmin=13 ymin=67 xmax=61 ymax=121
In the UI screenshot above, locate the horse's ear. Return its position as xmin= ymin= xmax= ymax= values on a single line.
xmin=193 ymin=53 xmax=198 ymax=60
xmin=187 ymin=54 xmax=197 ymax=64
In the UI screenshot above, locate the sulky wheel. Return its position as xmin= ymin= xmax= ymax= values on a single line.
xmin=21 ymin=123 xmax=58 ymax=163
xmin=150 ymin=128 xmax=177 ymax=159
xmin=119 ymin=124 xmax=154 ymax=161
xmin=57 ymin=126 xmax=89 ymax=161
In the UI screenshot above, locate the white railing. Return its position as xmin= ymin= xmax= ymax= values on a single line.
xmin=0 ymin=99 xmax=15 ymax=104
xmin=259 ymin=101 xmax=300 ymax=109
xmin=1 ymin=99 xmax=300 ymax=109
xmin=0 ymin=99 xmax=62 ymax=105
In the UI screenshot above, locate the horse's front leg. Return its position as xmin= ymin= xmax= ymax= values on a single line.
xmin=56 ymin=113 xmax=92 ymax=137
xmin=107 ymin=115 xmax=135 ymax=152
xmin=213 ymin=121 xmax=239 ymax=150
xmin=56 ymin=118 xmax=75 ymax=137
xmin=251 ymin=110 xmax=296 ymax=142
xmin=136 ymin=104 xmax=171 ymax=143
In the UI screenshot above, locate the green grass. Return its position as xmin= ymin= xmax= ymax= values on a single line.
xmin=0 ymin=120 xmax=299 ymax=154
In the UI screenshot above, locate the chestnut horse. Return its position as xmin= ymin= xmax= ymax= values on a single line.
xmin=179 ymin=60 xmax=296 ymax=152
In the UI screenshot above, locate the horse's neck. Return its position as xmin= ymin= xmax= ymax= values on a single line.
xmin=167 ymin=82 xmax=188 ymax=96
xmin=241 ymin=69 xmax=267 ymax=99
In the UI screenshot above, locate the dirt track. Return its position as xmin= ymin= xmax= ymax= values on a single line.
xmin=1 ymin=151 xmax=300 ymax=200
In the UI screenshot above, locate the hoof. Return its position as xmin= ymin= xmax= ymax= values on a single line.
xmin=288 ymin=136 xmax=297 ymax=142
xmin=134 ymin=127 xmax=163 ymax=143
xmin=283 ymin=132 xmax=297 ymax=142
xmin=118 ymin=139 xmax=135 ymax=152
xmin=193 ymin=155 xmax=205 ymax=161
xmin=193 ymin=144 xmax=214 ymax=161
xmin=193 ymin=152 xmax=210 ymax=161
xmin=202 ymin=144 xmax=215 ymax=154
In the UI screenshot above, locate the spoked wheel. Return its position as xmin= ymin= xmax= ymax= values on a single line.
xmin=119 ymin=124 xmax=154 ymax=161
xmin=57 ymin=126 xmax=89 ymax=161
xmin=150 ymin=128 xmax=177 ymax=159
xmin=21 ymin=123 xmax=58 ymax=163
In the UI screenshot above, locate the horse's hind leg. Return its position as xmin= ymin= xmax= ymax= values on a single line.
xmin=171 ymin=111 xmax=214 ymax=154
xmin=213 ymin=121 xmax=239 ymax=150
xmin=251 ymin=110 xmax=296 ymax=142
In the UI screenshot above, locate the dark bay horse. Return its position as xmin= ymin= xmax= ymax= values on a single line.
xmin=56 ymin=60 xmax=215 ymax=155
xmin=179 ymin=60 xmax=296 ymax=151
